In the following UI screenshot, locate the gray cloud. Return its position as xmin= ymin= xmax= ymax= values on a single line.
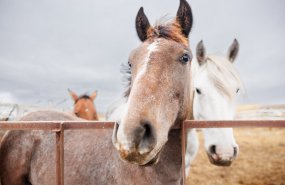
xmin=0 ymin=0 xmax=284 ymax=112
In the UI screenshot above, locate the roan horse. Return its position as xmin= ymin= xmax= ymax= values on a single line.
xmin=185 ymin=39 xmax=243 ymax=176
xmin=0 ymin=0 xmax=194 ymax=184
xmin=68 ymin=89 xmax=99 ymax=120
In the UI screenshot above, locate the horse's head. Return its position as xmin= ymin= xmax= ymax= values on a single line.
xmin=68 ymin=89 xmax=99 ymax=120
xmin=193 ymin=39 xmax=243 ymax=166
xmin=113 ymin=0 xmax=193 ymax=165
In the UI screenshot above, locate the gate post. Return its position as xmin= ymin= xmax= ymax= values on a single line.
xmin=181 ymin=121 xmax=186 ymax=185
xmin=56 ymin=123 xmax=64 ymax=185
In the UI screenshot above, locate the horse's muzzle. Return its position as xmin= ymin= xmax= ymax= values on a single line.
xmin=112 ymin=122 xmax=162 ymax=165
xmin=207 ymin=145 xmax=238 ymax=166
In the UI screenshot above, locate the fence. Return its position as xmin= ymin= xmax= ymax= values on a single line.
xmin=0 ymin=120 xmax=285 ymax=185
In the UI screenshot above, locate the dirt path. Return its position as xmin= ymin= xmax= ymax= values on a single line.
xmin=187 ymin=128 xmax=285 ymax=185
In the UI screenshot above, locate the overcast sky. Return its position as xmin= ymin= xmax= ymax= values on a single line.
xmin=0 ymin=0 xmax=284 ymax=112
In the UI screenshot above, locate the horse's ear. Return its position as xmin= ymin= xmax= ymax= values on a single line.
xmin=90 ymin=91 xmax=97 ymax=101
xmin=196 ymin=40 xmax=206 ymax=65
xmin=136 ymin=7 xmax=151 ymax=42
xmin=176 ymin=0 xmax=193 ymax=38
xmin=228 ymin=39 xmax=239 ymax=63
xmin=68 ymin=89 xmax=78 ymax=101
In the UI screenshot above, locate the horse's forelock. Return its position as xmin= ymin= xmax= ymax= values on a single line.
xmin=146 ymin=18 xmax=189 ymax=47
xmin=205 ymin=55 xmax=244 ymax=99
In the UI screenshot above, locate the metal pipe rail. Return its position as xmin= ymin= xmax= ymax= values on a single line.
xmin=180 ymin=120 xmax=285 ymax=184
xmin=0 ymin=121 xmax=115 ymax=185
xmin=0 ymin=120 xmax=285 ymax=185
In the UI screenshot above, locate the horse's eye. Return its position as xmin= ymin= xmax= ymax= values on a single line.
xmin=180 ymin=53 xmax=191 ymax=64
xmin=196 ymin=88 xmax=202 ymax=95
xmin=236 ymin=88 xmax=240 ymax=93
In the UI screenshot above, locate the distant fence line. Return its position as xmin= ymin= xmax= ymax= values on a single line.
xmin=0 ymin=103 xmax=68 ymax=121
xmin=0 ymin=120 xmax=285 ymax=185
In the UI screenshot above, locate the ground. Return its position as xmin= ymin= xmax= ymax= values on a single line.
xmin=187 ymin=127 xmax=285 ymax=185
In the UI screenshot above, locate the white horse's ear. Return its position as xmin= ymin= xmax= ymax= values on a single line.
xmin=228 ymin=39 xmax=239 ymax=63
xmin=68 ymin=89 xmax=78 ymax=101
xmin=196 ymin=40 xmax=206 ymax=65
xmin=90 ymin=91 xmax=97 ymax=101
xmin=136 ymin=7 xmax=151 ymax=42
xmin=176 ymin=0 xmax=193 ymax=38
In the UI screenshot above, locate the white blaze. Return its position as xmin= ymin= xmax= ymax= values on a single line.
xmin=117 ymin=40 xmax=159 ymax=150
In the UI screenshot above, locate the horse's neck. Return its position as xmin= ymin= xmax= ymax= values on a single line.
xmin=154 ymin=129 xmax=182 ymax=184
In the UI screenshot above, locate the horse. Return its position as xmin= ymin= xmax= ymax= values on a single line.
xmin=185 ymin=39 xmax=244 ymax=176
xmin=0 ymin=0 xmax=194 ymax=184
xmin=68 ymin=89 xmax=99 ymax=120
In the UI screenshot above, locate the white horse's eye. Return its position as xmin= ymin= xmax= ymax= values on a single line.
xmin=196 ymin=88 xmax=202 ymax=95
xmin=236 ymin=88 xmax=240 ymax=93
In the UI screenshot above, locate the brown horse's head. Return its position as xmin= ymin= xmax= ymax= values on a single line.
xmin=113 ymin=0 xmax=193 ymax=165
xmin=68 ymin=89 xmax=99 ymax=120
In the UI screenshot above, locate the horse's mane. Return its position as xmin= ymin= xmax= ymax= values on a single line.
xmin=121 ymin=63 xmax=132 ymax=98
xmin=105 ymin=63 xmax=130 ymax=121
xmin=200 ymin=54 xmax=244 ymax=99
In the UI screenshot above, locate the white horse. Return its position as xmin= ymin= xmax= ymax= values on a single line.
xmin=185 ymin=39 xmax=244 ymax=176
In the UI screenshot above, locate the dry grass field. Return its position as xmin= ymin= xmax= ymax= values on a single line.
xmin=187 ymin=128 xmax=285 ymax=185
xmin=187 ymin=105 xmax=285 ymax=185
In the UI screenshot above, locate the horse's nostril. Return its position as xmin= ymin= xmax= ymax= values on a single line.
xmin=143 ymin=122 xmax=152 ymax=139
xmin=137 ymin=121 xmax=156 ymax=154
xmin=233 ymin=146 xmax=238 ymax=157
xmin=209 ymin=145 xmax=216 ymax=155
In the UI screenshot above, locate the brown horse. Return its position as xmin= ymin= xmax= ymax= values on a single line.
xmin=68 ymin=89 xmax=99 ymax=120
xmin=0 ymin=0 xmax=193 ymax=184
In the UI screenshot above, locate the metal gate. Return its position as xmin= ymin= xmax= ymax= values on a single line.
xmin=1 ymin=120 xmax=285 ymax=185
